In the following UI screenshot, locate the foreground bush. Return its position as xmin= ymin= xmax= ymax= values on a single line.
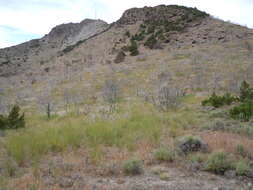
xmin=154 ymin=147 xmax=175 ymax=162
xmin=123 ymin=159 xmax=143 ymax=175
xmin=235 ymin=159 xmax=251 ymax=176
xmin=0 ymin=105 xmax=25 ymax=130
xmin=204 ymin=151 xmax=232 ymax=174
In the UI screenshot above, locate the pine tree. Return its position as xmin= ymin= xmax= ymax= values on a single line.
xmin=7 ymin=105 xmax=25 ymax=129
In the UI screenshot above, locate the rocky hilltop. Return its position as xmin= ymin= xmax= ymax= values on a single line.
xmin=117 ymin=5 xmax=208 ymax=25
xmin=0 ymin=19 xmax=109 ymax=77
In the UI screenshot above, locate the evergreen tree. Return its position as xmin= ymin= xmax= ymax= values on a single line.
xmin=7 ymin=105 xmax=25 ymax=129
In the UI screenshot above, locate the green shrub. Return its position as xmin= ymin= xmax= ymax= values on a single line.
xmin=147 ymin=25 xmax=155 ymax=34
xmin=202 ymin=93 xmax=236 ymax=108
xmin=235 ymin=159 xmax=250 ymax=176
xmin=239 ymin=80 xmax=253 ymax=102
xmin=125 ymin=31 xmax=131 ymax=38
xmin=229 ymin=101 xmax=253 ymax=122
xmin=204 ymin=151 xmax=232 ymax=174
xmin=123 ymin=159 xmax=143 ymax=175
xmin=140 ymin=24 xmax=146 ymax=29
xmin=144 ymin=35 xmax=157 ymax=49
xmin=129 ymin=40 xmax=139 ymax=56
xmin=131 ymin=32 xmax=145 ymax=41
xmin=154 ymin=148 xmax=175 ymax=162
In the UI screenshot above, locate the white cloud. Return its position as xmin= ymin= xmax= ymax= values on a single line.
xmin=0 ymin=0 xmax=253 ymax=48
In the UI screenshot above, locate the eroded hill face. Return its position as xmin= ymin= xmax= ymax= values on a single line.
xmin=0 ymin=5 xmax=253 ymax=113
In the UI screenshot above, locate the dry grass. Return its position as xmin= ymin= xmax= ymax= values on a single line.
xmin=201 ymin=131 xmax=253 ymax=158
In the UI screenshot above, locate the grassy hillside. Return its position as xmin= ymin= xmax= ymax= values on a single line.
xmin=1 ymin=5 xmax=253 ymax=189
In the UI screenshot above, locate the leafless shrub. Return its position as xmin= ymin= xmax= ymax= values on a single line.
xmin=226 ymin=74 xmax=242 ymax=94
xmin=153 ymin=85 xmax=183 ymax=111
xmin=37 ymin=87 xmax=54 ymax=119
xmin=103 ymin=79 xmax=119 ymax=104
xmin=0 ymin=88 xmax=7 ymax=114
xmin=102 ymin=79 xmax=120 ymax=113
xmin=211 ymin=72 xmax=222 ymax=93
xmin=190 ymin=55 xmax=206 ymax=90
xmin=244 ymin=41 xmax=253 ymax=54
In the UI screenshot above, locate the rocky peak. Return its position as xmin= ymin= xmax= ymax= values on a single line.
xmin=117 ymin=5 xmax=209 ymax=25
xmin=46 ymin=19 xmax=109 ymax=48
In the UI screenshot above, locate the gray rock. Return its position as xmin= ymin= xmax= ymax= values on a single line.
xmin=188 ymin=162 xmax=202 ymax=172
xmin=248 ymin=183 xmax=253 ymax=190
xmin=0 ymin=130 xmax=5 ymax=137
xmin=59 ymin=177 xmax=74 ymax=188
xmin=224 ymin=170 xmax=236 ymax=179
xmin=177 ymin=135 xmax=209 ymax=154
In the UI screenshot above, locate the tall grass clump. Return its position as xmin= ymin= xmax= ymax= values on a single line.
xmin=5 ymin=110 xmax=163 ymax=165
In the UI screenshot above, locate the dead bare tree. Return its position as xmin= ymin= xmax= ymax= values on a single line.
xmin=154 ymin=84 xmax=183 ymax=111
xmin=190 ymin=54 xmax=206 ymax=90
xmin=37 ymin=87 xmax=54 ymax=119
xmin=102 ymin=79 xmax=120 ymax=113
xmin=211 ymin=72 xmax=222 ymax=93
xmin=0 ymin=88 xmax=6 ymax=114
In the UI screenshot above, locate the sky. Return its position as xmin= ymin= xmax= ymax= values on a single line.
xmin=0 ymin=0 xmax=253 ymax=48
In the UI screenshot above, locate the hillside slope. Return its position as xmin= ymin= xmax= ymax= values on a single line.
xmin=0 ymin=5 xmax=253 ymax=112
xmin=2 ymin=5 xmax=253 ymax=190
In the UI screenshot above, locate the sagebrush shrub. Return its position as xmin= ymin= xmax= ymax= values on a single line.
xmin=123 ymin=159 xmax=143 ymax=175
xmin=235 ymin=159 xmax=251 ymax=176
xmin=154 ymin=148 xmax=175 ymax=162
xmin=204 ymin=151 xmax=232 ymax=174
